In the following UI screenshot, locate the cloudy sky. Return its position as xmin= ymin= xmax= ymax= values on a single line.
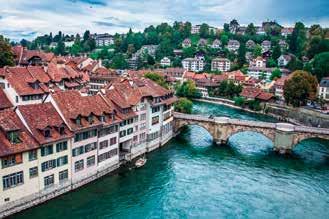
xmin=1 ymin=0 xmax=329 ymax=41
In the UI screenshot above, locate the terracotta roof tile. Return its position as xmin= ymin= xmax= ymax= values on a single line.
xmin=18 ymin=103 xmax=73 ymax=145
xmin=0 ymin=109 xmax=39 ymax=157
xmin=0 ymin=88 xmax=13 ymax=110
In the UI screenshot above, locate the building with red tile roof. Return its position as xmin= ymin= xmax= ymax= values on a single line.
xmin=17 ymin=103 xmax=73 ymax=145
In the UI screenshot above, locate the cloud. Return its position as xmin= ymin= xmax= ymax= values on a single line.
xmin=0 ymin=0 xmax=328 ymax=41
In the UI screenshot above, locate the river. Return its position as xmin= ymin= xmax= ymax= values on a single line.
xmin=12 ymin=101 xmax=329 ymax=219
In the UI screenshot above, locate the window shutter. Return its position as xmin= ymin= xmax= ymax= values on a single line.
xmin=15 ymin=154 xmax=22 ymax=164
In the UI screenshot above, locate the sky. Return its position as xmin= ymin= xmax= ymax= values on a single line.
xmin=0 ymin=0 xmax=329 ymax=41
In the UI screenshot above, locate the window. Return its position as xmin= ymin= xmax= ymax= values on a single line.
xmin=85 ymin=142 xmax=97 ymax=153
xmin=16 ymin=96 xmax=19 ymax=103
xmin=41 ymin=160 xmax=56 ymax=172
xmin=56 ymin=141 xmax=68 ymax=152
xmin=127 ymin=128 xmax=133 ymax=135
xmin=74 ymin=130 xmax=97 ymax=142
xmin=44 ymin=174 xmax=54 ymax=188
xmin=140 ymin=123 xmax=146 ymax=130
xmin=152 ymin=116 xmax=159 ymax=125
xmin=120 ymin=130 xmax=126 ymax=138
xmin=88 ymin=115 xmax=94 ymax=124
xmin=1 ymin=154 xmax=22 ymax=168
xmin=100 ymin=115 xmax=105 ymax=122
xmin=7 ymin=131 xmax=20 ymax=144
xmin=133 ymin=135 xmax=138 ymax=142
xmin=59 ymin=126 xmax=65 ymax=135
xmin=28 ymin=150 xmax=38 ymax=161
xmin=98 ymin=149 xmax=118 ymax=163
xmin=110 ymin=137 xmax=117 ymax=146
xmin=140 ymin=113 xmax=146 ymax=121
xmin=3 ymin=171 xmax=24 ymax=190
xmin=99 ymin=140 xmax=108 ymax=150
xmin=87 ymin=156 xmax=96 ymax=167
xmin=44 ymin=129 xmax=51 ymax=138
xmin=59 ymin=170 xmax=68 ymax=182
xmin=152 ymin=106 xmax=160 ymax=113
xmin=99 ymin=125 xmax=118 ymax=137
xmin=72 ymin=146 xmax=84 ymax=157
xmin=29 ymin=167 xmax=38 ymax=178
xmin=41 ymin=145 xmax=53 ymax=157
xmin=140 ymin=133 xmax=146 ymax=140
xmin=74 ymin=160 xmax=84 ymax=172
xmin=57 ymin=156 xmax=68 ymax=167
xmin=76 ymin=117 xmax=81 ymax=125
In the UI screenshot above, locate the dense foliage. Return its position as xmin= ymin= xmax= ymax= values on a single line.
xmin=175 ymin=80 xmax=201 ymax=98
xmin=283 ymin=71 xmax=318 ymax=107
xmin=208 ymin=80 xmax=242 ymax=99
xmin=144 ymin=72 xmax=169 ymax=89
xmin=174 ymin=98 xmax=193 ymax=114
xmin=0 ymin=35 xmax=14 ymax=67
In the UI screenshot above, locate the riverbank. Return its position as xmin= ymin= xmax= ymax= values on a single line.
xmin=192 ymin=97 xmax=304 ymax=126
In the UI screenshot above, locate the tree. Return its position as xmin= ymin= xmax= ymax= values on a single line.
xmin=229 ymin=19 xmax=239 ymax=33
xmin=234 ymin=96 xmax=246 ymax=107
xmin=223 ymin=23 xmax=230 ymax=33
xmin=272 ymin=44 xmax=282 ymax=60
xmin=253 ymin=44 xmax=262 ymax=57
xmin=283 ymin=70 xmax=318 ymax=107
xmin=54 ymin=40 xmax=65 ymax=55
xmin=270 ymin=68 xmax=282 ymax=80
xmin=175 ymin=80 xmax=201 ymax=98
xmin=174 ymin=98 xmax=193 ymax=114
xmin=110 ymin=53 xmax=128 ymax=69
xmin=312 ymin=52 xmax=329 ymax=80
xmin=287 ymin=56 xmax=303 ymax=71
xmin=307 ymin=37 xmax=329 ymax=59
xmin=237 ymin=43 xmax=246 ymax=67
xmin=245 ymin=23 xmax=256 ymax=35
xmin=289 ymin=22 xmax=306 ymax=57
xmin=199 ymin=23 xmax=209 ymax=38
xmin=144 ymin=72 xmax=168 ymax=88
xmin=209 ymin=80 xmax=242 ymax=98
xmin=0 ymin=35 xmax=14 ymax=67
xmin=220 ymin=34 xmax=229 ymax=46
xmin=266 ymin=58 xmax=277 ymax=68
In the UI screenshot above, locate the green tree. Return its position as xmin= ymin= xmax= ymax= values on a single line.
xmin=312 ymin=52 xmax=329 ymax=80
xmin=307 ymin=37 xmax=329 ymax=59
xmin=199 ymin=23 xmax=209 ymax=38
xmin=144 ymin=72 xmax=168 ymax=88
xmin=270 ymin=68 xmax=282 ymax=80
xmin=174 ymin=98 xmax=193 ymax=114
xmin=266 ymin=58 xmax=277 ymax=67
xmin=176 ymin=80 xmax=201 ymax=98
xmin=220 ymin=34 xmax=229 ymax=46
xmin=234 ymin=96 xmax=246 ymax=107
xmin=287 ymin=56 xmax=303 ymax=71
xmin=253 ymin=44 xmax=262 ymax=57
xmin=289 ymin=22 xmax=306 ymax=57
xmin=110 ymin=53 xmax=128 ymax=69
xmin=272 ymin=44 xmax=282 ymax=60
xmin=245 ymin=23 xmax=256 ymax=35
xmin=237 ymin=43 xmax=246 ymax=67
xmin=54 ymin=40 xmax=65 ymax=55
xmin=0 ymin=35 xmax=14 ymax=67
xmin=229 ymin=19 xmax=239 ymax=33
xmin=223 ymin=23 xmax=230 ymax=33
xmin=283 ymin=70 xmax=318 ymax=107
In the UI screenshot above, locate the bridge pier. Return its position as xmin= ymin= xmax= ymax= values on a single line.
xmin=213 ymin=138 xmax=227 ymax=145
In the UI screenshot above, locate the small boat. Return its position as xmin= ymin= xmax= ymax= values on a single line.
xmin=135 ymin=157 xmax=147 ymax=168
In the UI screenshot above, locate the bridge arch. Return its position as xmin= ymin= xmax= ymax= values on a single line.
xmin=227 ymin=129 xmax=275 ymax=144
xmin=174 ymin=120 xmax=217 ymax=139
xmin=292 ymin=134 xmax=329 ymax=148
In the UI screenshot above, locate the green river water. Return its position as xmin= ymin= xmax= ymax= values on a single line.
xmin=12 ymin=101 xmax=329 ymax=219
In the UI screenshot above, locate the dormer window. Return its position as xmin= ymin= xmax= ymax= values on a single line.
xmin=59 ymin=126 xmax=65 ymax=135
xmin=44 ymin=129 xmax=51 ymax=138
xmin=7 ymin=131 xmax=21 ymax=144
xmin=100 ymin=115 xmax=105 ymax=122
xmin=76 ymin=116 xmax=81 ymax=125
xmin=88 ymin=114 xmax=94 ymax=124
xmin=30 ymin=82 xmax=40 ymax=89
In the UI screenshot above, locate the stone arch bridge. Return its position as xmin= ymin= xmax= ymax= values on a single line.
xmin=173 ymin=113 xmax=329 ymax=154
